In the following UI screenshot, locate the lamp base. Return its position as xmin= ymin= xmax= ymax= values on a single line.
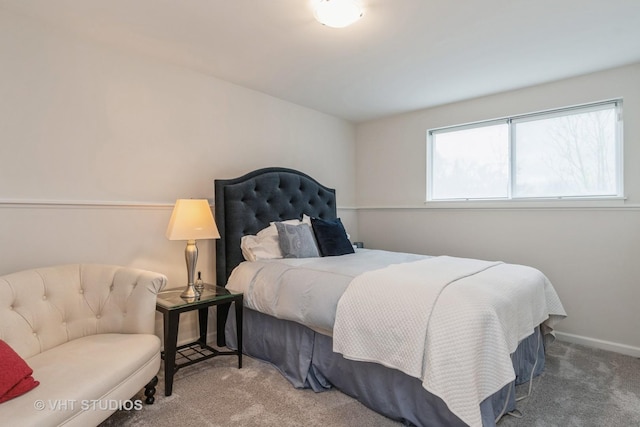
xmin=180 ymin=283 xmax=199 ymax=300
xmin=180 ymin=239 xmax=200 ymax=301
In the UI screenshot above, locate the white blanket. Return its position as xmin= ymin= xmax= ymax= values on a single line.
xmin=333 ymin=256 xmax=566 ymax=427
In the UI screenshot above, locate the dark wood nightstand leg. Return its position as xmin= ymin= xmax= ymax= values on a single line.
xmin=216 ymin=302 xmax=230 ymax=347
xmin=163 ymin=311 xmax=180 ymax=396
xmin=236 ymin=296 xmax=243 ymax=368
xmin=198 ymin=307 xmax=209 ymax=346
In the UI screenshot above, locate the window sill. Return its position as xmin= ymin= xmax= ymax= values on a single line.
xmin=422 ymin=196 xmax=629 ymax=210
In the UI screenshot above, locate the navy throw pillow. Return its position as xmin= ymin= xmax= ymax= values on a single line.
xmin=311 ymin=217 xmax=354 ymax=257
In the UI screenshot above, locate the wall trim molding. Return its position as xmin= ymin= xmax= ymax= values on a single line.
xmin=355 ymin=204 xmax=640 ymax=212
xmin=555 ymin=331 xmax=640 ymax=358
xmin=0 ymin=200 xmax=360 ymax=211
xmin=4 ymin=200 xmax=638 ymax=212
xmin=0 ymin=199 xmax=176 ymax=209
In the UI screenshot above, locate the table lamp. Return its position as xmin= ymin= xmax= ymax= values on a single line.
xmin=166 ymin=199 xmax=220 ymax=299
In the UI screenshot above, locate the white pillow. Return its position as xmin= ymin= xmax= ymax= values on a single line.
xmin=240 ymin=217 xmax=311 ymax=261
xmin=240 ymin=233 xmax=280 ymax=262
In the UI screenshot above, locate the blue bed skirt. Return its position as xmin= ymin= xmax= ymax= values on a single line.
xmin=225 ymin=306 xmax=545 ymax=427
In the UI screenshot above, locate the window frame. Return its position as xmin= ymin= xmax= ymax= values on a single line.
xmin=426 ymin=99 xmax=624 ymax=204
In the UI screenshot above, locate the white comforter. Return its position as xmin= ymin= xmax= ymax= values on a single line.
xmin=226 ymin=249 xmax=566 ymax=427
xmin=333 ymin=255 xmax=566 ymax=427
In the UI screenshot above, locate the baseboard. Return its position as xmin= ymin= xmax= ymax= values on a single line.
xmin=555 ymin=331 xmax=640 ymax=358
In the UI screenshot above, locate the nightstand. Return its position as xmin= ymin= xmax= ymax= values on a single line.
xmin=155 ymin=284 xmax=243 ymax=396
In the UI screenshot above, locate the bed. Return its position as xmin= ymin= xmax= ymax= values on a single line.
xmin=213 ymin=167 xmax=566 ymax=427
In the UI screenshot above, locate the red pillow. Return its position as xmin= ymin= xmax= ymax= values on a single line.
xmin=0 ymin=340 xmax=40 ymax=403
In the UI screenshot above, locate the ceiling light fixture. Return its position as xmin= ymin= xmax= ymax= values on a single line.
xmin=313 ymin=0 xmax=363 ymax=28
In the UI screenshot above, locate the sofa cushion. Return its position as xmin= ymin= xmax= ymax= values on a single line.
xmin=0 ymin=333 xmax=161 ymax=427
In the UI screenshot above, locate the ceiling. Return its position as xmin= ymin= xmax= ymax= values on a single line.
xmin=2 ymin=0 xmax=640 ymax=122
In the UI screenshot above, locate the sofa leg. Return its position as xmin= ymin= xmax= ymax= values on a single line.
xmin=144 ymin=376 xmax=158 ymax=404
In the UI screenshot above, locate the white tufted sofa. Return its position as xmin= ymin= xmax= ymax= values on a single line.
xmin=0 ymin=264 xmax=167 ymax=427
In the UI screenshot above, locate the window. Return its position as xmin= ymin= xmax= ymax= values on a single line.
xmin=427 ymin=100 xmax=622 ymax=201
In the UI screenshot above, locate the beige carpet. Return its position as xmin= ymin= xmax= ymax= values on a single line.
xmin=101 ymin=341 xmax=640 ymax=427
xmin=101 ymin=354 xmax=399 ymax=427
xmin=499 ymin=341 xmax=640 ymax=427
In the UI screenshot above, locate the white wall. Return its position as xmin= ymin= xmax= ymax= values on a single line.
xmin=355 ymin=63 xmax=640 ymax=356
xmin=0 ymin=9 xmax=356 ymax=343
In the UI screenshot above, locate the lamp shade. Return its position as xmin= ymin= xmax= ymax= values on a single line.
xmin=314 ymin=0 xmax=363 ymax=28
xmin=166 ymin=199 xmax=220 ymax=241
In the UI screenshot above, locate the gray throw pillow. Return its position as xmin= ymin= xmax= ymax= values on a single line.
xmin=275 ymin=222 xmax=320 ymax=258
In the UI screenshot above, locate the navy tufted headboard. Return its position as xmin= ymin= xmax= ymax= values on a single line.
xmin=214 ymin=167 xmax=337 ymax=286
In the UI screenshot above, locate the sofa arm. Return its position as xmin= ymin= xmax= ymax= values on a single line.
xmin=120 ymin=268 xmax=167 ymax=335
xmin=80 ymin=265 xmax=167 ymax=336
